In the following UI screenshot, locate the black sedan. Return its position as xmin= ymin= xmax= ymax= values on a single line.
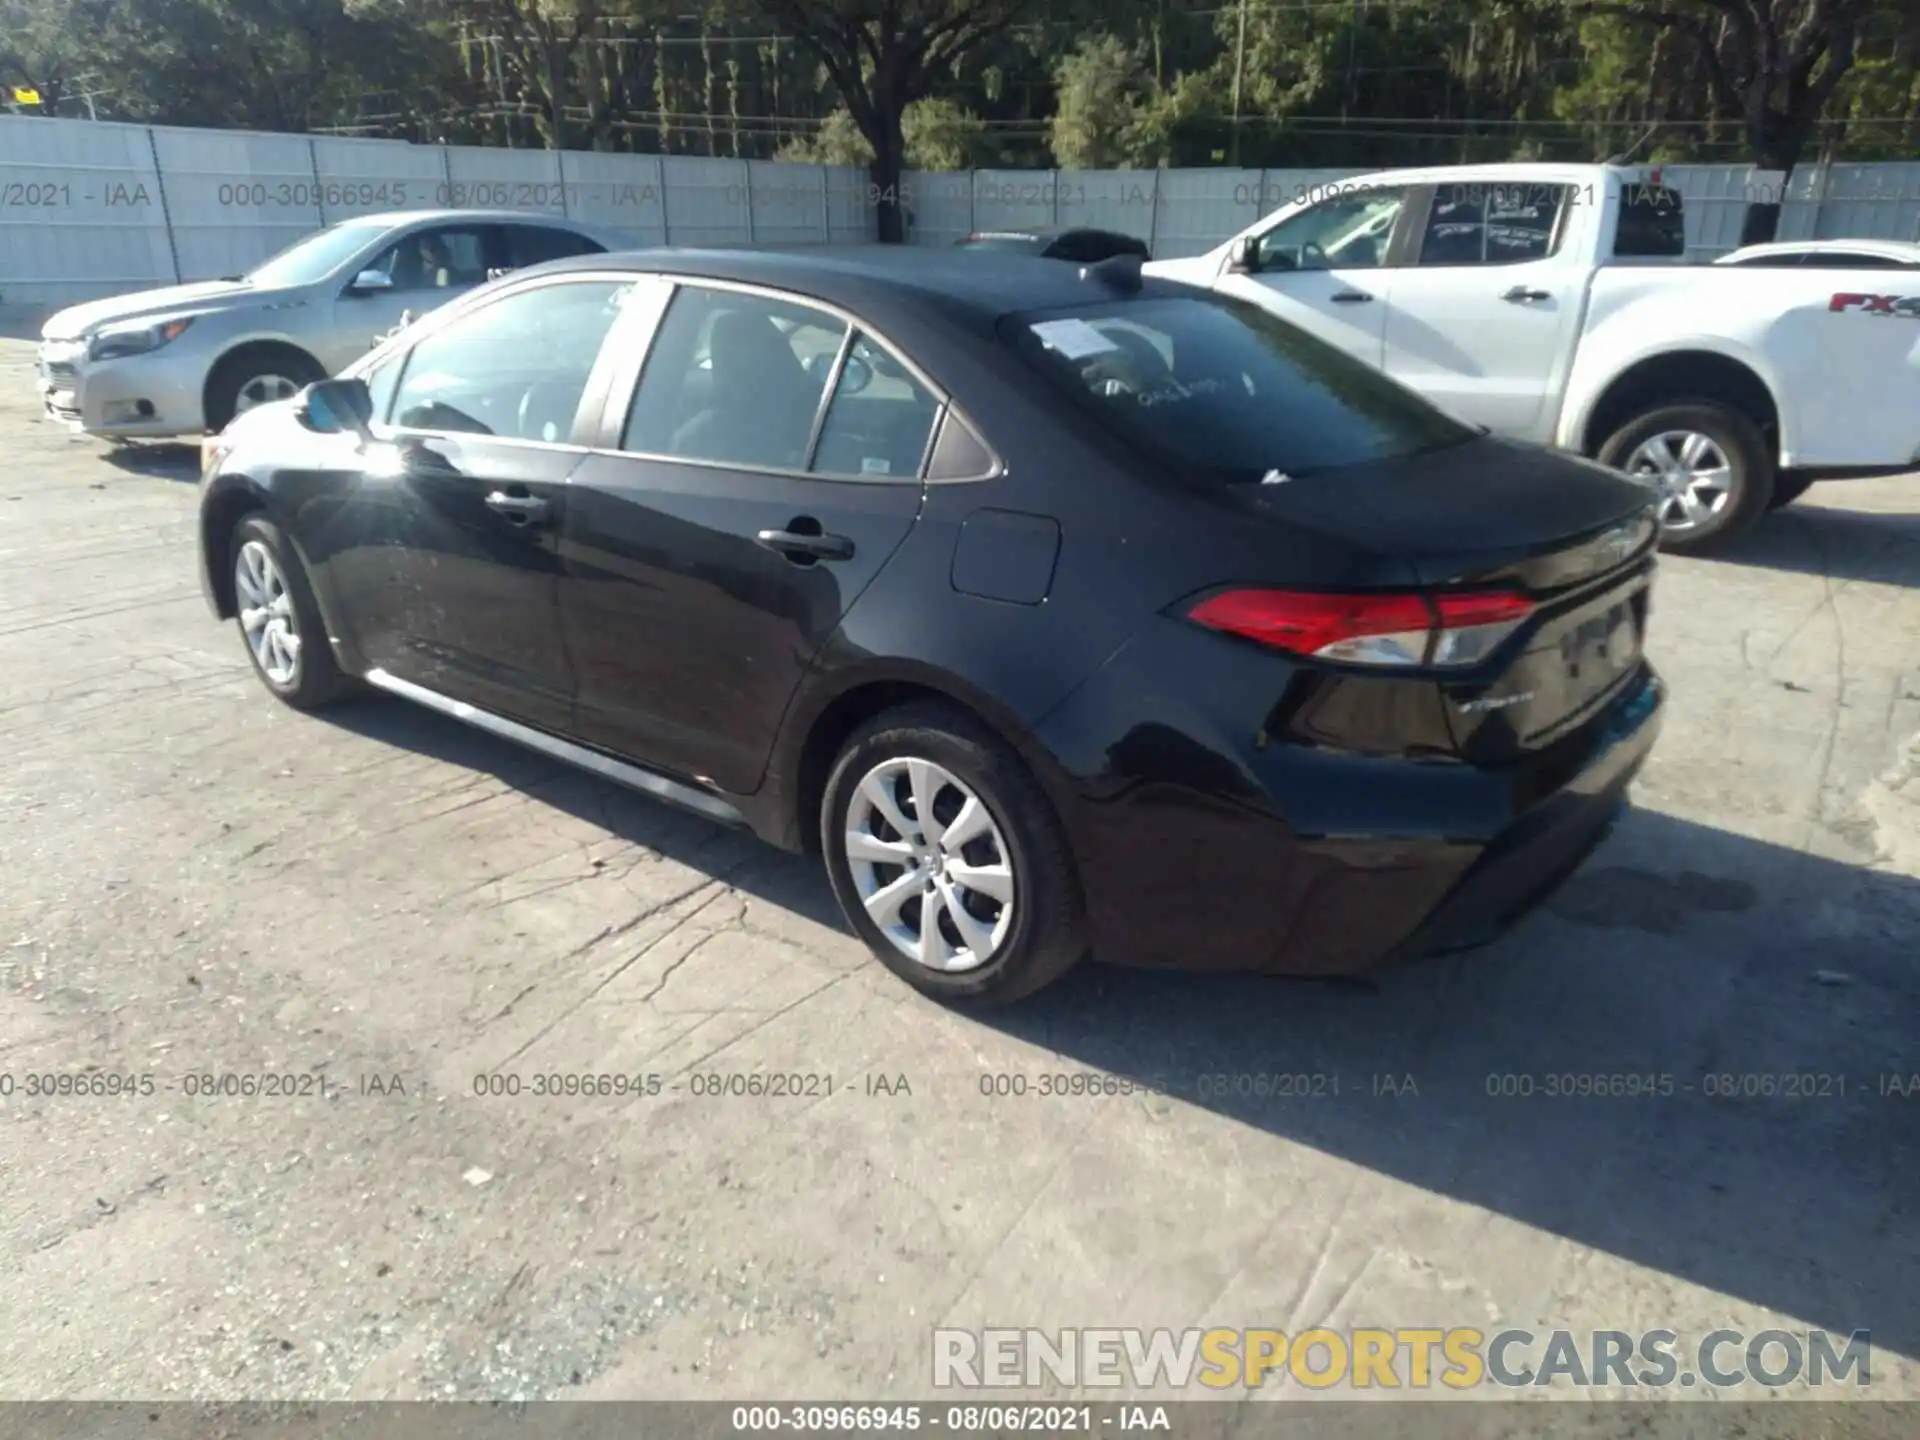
xmin=954 ymin=226 xmax=1151 ymax=263
xmin=198 ymin=245 xmax=1664 ymax=1005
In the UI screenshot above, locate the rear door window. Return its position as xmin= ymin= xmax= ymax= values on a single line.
xmin=1613 ymin=184 xmax=1686 ymax=258
xmin=1417 ymin=184 xmax=1570 ymax=265
xmin=1005 ymin=293 xmax=1475 ymax=481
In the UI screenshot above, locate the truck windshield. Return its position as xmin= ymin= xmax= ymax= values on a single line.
xmin=1002 ymin=293 xmax=1476 ymax=482
xmin=245 ymin=219 xmax=391 ymax=288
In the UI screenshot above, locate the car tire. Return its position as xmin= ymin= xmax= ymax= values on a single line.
xmin=205 ymin=348 xmax=324 ymax=433
xmin=1768 ymin=470 xmax=1817 ymax=510
xmin=229 ymin=515 xmax=354 ymax=711
xmin=1597 ymin=401 xmax=1774 ymax=554
xmin=821 ymin=701 xmax=1087 ymax=1007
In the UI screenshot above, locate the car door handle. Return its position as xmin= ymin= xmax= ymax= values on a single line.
xmin=1330 ymin=290 xmax=1373 ymax=304
xmin=756 ymin=528 xmax=854 ymax=562
xmin=1502 ymin=286 xmax=1552 ymax=303
xmin=485 ymin=490 xmax=550 ymax=524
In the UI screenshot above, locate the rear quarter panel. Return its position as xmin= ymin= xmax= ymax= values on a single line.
xmin=1563 ymin=267 xmax=1920 ymax=467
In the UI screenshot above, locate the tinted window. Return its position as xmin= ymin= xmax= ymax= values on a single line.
xmin=1255 ymin=189 xmax=1405 ymax=271
xmin=1418 ymin=184 xmax=1567 ymax=265
xmin=623 ymin=286 xmax=845 ymax=469
xmin=505 ymin=224 xmax=606 ymax=267
xmin=363 ymin=225 xmax=493 ymax=292
xmin=1614 ymin=184 xmax=1686 ymax=258
xmin=390 ymin=279 xmax=633 ymax=441
xmin=1007 ymin=294 xmax=1473 ymax=481
xmin=811 ymin=335 xmax=940 ymax=478
xmin=1046 ymin=231 xmax=1148 ymax=263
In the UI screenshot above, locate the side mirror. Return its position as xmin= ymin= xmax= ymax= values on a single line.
xmin=297 ymin=377 xmax=374 ymax=440
xmin=1227 ymin=235 xmax=1262 ymax=274
xmin=348 ymin=269 xmax=394 ymax=295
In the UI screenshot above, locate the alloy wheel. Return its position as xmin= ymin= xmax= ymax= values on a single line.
xmin=844 ymin=757 xmax=1016 ymax=973
xmin=234 ymin=373 xmax=302 ymax=415
xmin=234 ymin=539 xmax=302 ymax=686
xmin=1624 ymin=430 xmax=1734 ymax=534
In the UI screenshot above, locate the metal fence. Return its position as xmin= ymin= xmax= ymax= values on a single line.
xmin=4 ymin=114 xmax=1919 ymax=308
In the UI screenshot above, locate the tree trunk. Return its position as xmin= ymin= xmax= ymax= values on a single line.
xmin=544 ymin=38 xmax=567 ymax=151
xmin=868 ymin=103 xmax=908 ymax=244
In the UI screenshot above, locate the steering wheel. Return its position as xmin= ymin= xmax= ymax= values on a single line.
xmin=1300 ymin=240 xmax=1328 ymax=269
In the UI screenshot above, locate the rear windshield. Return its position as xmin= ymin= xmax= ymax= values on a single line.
xmin=1614 ymin=183 xmax=1686 ymax=258
xmin=1001 ymin=293 xmax=1475 ymax=481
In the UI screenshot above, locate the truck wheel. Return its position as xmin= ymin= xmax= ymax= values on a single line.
xmin=1768 ymin=471 xmax=1817 ymax=510
xmin=1597 ymin=402 xmax=1773 ymax=554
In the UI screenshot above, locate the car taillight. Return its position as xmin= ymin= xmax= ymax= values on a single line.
xmin=1186 ymin=588 xmax=1535 ymax=669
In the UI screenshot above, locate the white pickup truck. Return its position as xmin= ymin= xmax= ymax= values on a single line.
xmin=1149 ymin=163 xmax=1920 ymax=551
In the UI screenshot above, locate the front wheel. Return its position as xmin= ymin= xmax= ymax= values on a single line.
xmin=205 ymin=349 xmax=324 ymax=432
xmin=1597 ymin=401 xmax=1774 ymax=554
xmin=230 ymin=515 xmax=354 ymax=710
xmin=820 ymin=702 xmax=1087 ymax=1006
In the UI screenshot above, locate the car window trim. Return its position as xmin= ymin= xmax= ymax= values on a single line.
xmin=592 ymin=273 xmax=995 ymax=484
xmin=374 ymin=272 xmax=644 ymax=452
xmin=802 ymin=326 xmax=859 ymax=471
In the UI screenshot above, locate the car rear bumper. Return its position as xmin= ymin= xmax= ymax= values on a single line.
xmin=1039 ymin=661 xmax=1664 ymax=977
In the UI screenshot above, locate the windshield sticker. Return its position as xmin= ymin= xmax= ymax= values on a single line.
xmin=1132 ymin=376 xmax=1225 ymax=407
xmin=1261 ymin=470 xmax=1293 ymax=485
xmin=1032 ymin=318 xmax=1122 ymax=359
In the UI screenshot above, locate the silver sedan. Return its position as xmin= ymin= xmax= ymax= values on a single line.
xmin=35 ymin=209 xmax=613 ymax=439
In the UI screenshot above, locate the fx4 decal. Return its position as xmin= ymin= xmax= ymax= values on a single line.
xmin=1829 ymin=292 xmax=1920 ymax=317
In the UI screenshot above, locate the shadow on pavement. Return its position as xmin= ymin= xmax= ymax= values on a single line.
xmin=1712 ymin=494 xmax=1920 ymax=589
xmin=102 ymin=441 xmax=200 ymax=482
xmin=318 ymin=689 xmax=1919 ymax=1363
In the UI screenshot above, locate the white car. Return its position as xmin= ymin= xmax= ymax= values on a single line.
xmin=1714 ymin=239 xmax=1920 ymax=269
xmin=36 ymin=209 xmax=613 ymax=440
xmin=1151 ymin=164 xmax=1920 ymax=550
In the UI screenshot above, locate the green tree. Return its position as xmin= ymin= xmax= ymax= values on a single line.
xmin=1049 ymin=34 xmax=1163 ymax=168
xmin=742 ymin=0 xmax=1025 ymax=241
xmin=1581 ymin=0 xmax=1870 ymax=175
xmin=777 ymin=96 xmax=982 ymax=168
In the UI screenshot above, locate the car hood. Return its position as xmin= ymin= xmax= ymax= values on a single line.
xmin=41 ymin=280 xmax=288 ymax=341
xmin=1143 ymin=252 xmax=1224 ymax=286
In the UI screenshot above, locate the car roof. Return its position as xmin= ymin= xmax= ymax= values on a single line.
xmin=527 ymin=244 xmax=1188 ymax=324
xmin=329 ymin=208 xmax=595 ymax=229
xmin=1715 ymin=238 xmax=1920 ymax=262
xmin=960 ymin=226 xmax=1129 ymax=241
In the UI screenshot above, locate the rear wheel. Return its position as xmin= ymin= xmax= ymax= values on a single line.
xmin=1597 ymin=401 xmax=1773 ymax=554
xmin=820 ymin=702 xmax=1086 ymax=1006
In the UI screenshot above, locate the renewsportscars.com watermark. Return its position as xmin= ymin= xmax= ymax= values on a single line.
xmin=933 ymin=1327 xmax=1872 ymax=1392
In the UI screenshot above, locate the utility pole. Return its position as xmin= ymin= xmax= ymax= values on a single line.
xmin=1229 ymin=0 xmax=1248 ymax=166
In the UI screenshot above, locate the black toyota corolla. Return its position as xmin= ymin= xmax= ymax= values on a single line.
xmin=198 ymin=245 xmax=1663 ymax=1005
